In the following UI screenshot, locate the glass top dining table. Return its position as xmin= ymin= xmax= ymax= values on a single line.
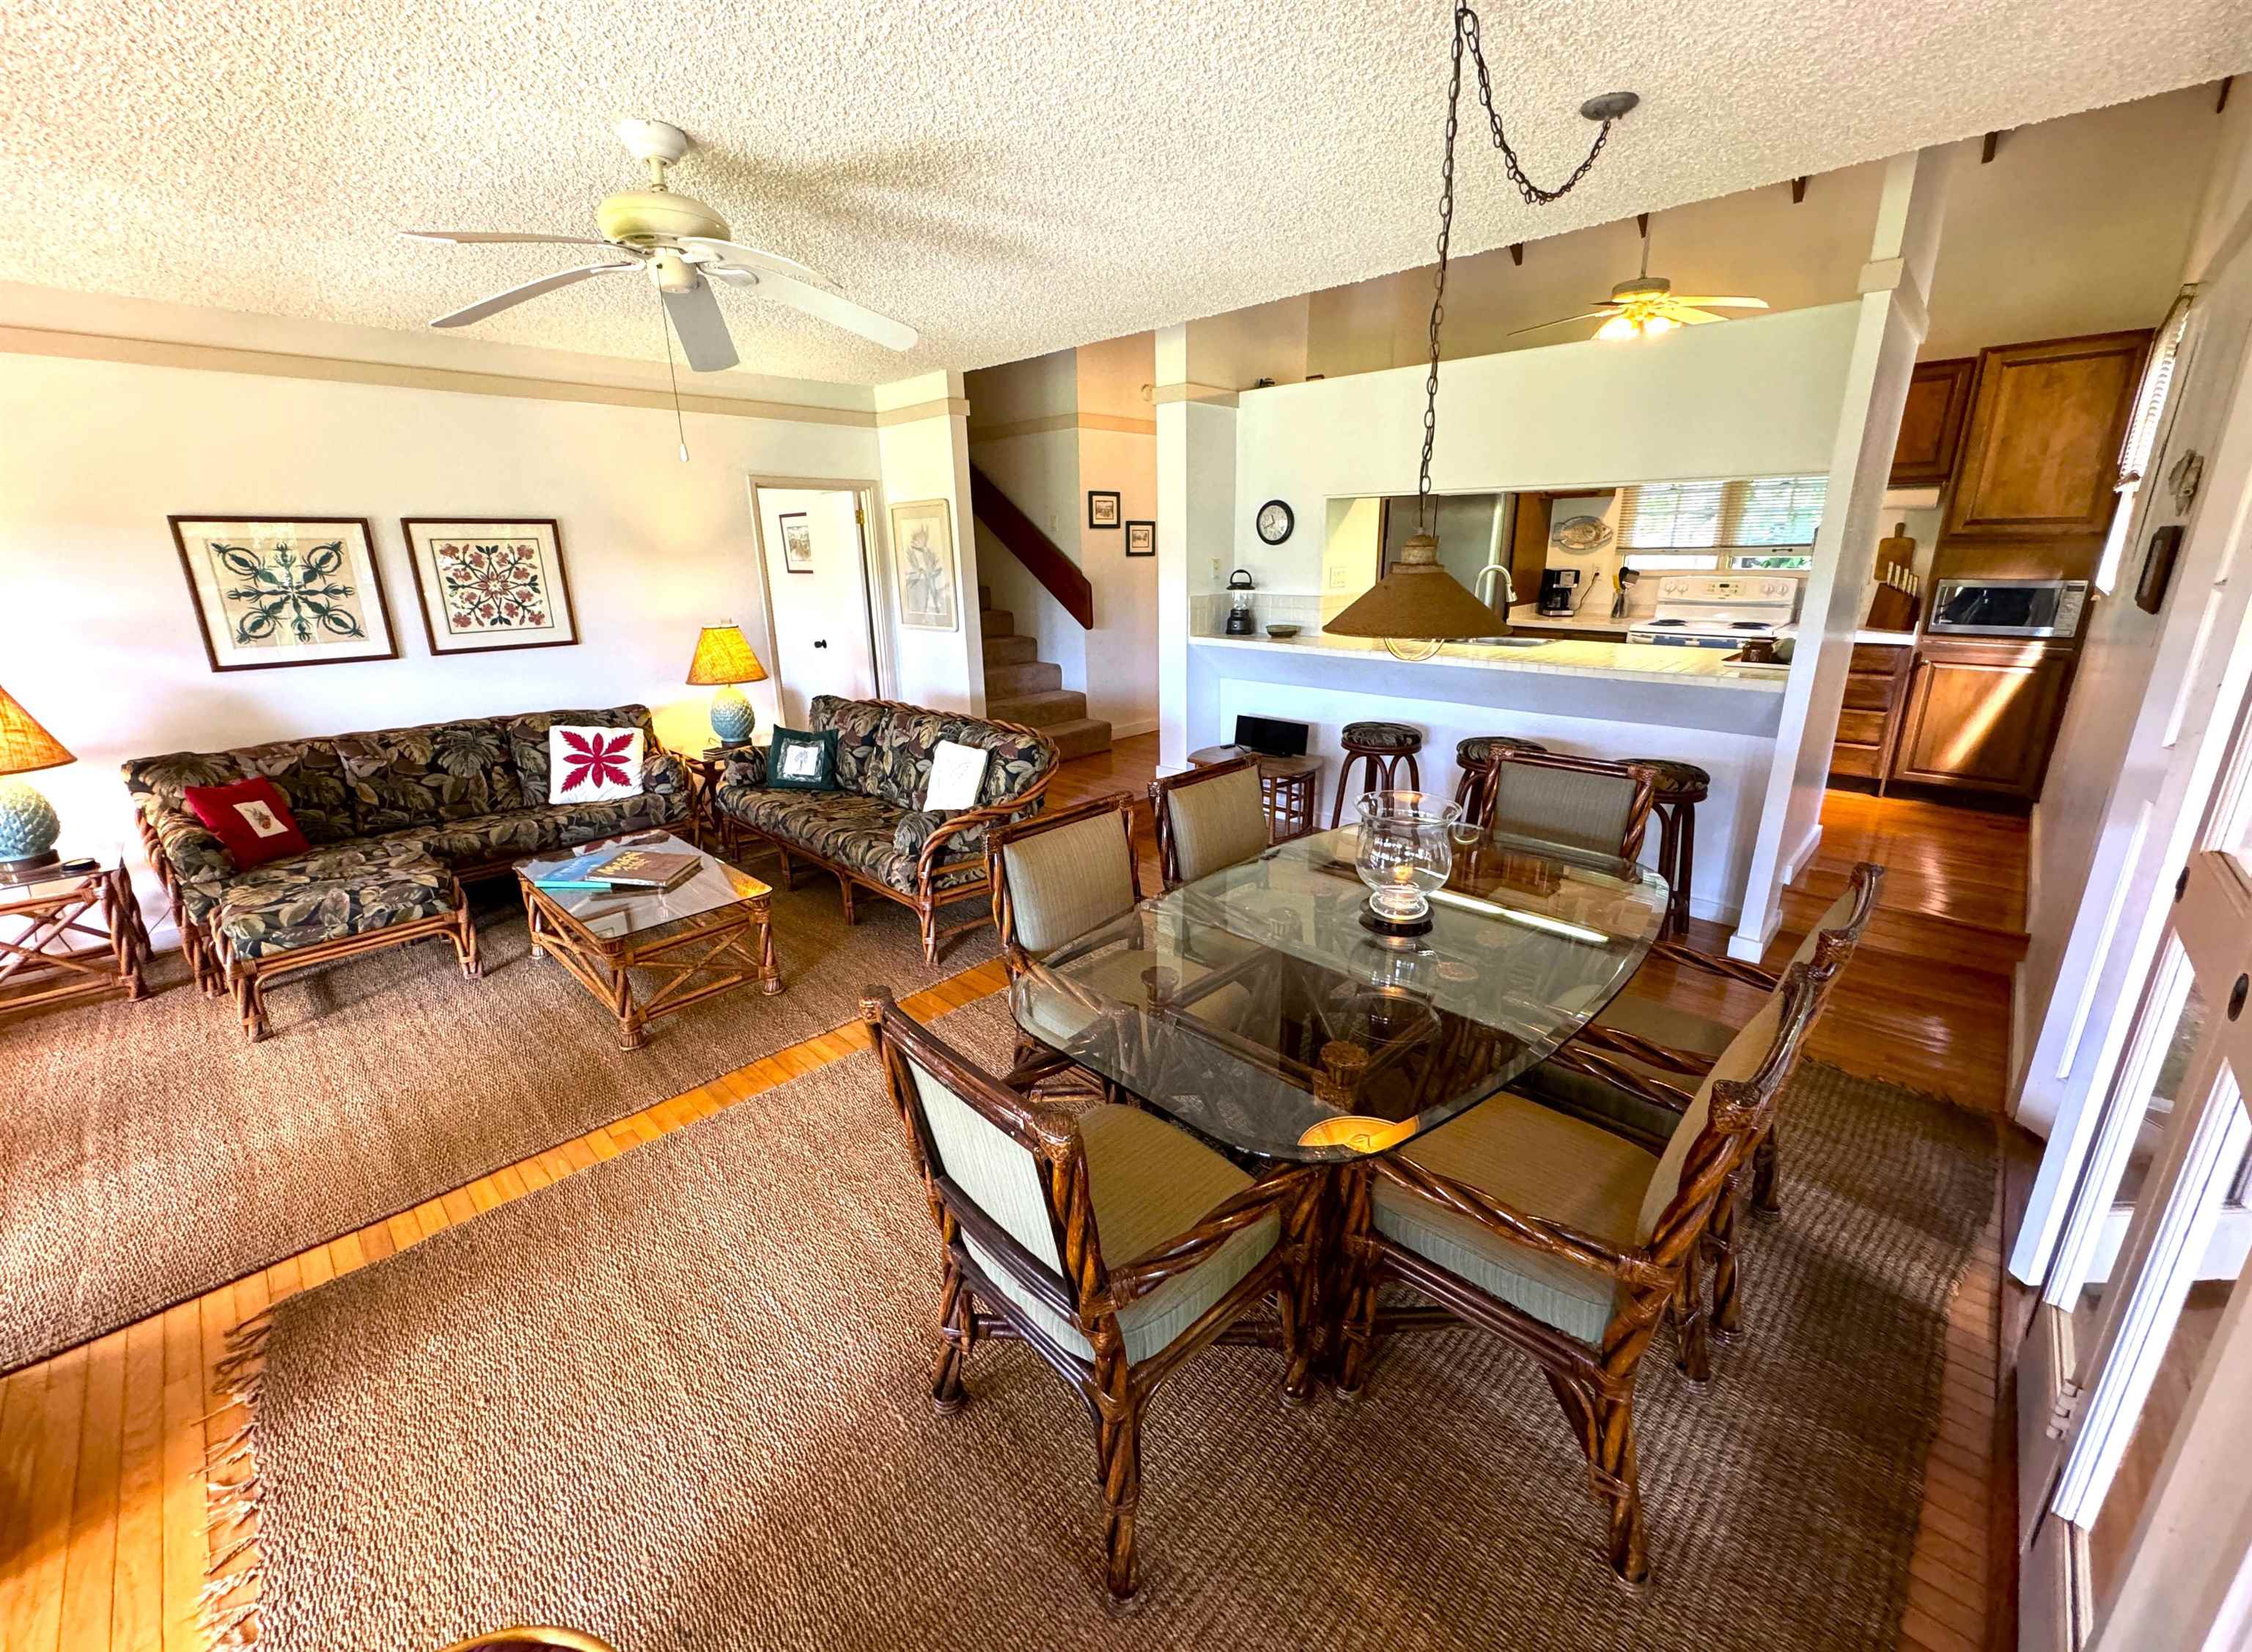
xmin=1009 ymin=826 xmax=1669 ymax=1162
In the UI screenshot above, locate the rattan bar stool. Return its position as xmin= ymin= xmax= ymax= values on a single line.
xmin=1627 ymin=757 xmax=1710 ymax=940
xmin=1452 ymin=734 xmax=1550 ymax=827
xmin=1331 ymin=720 xmax=1426 ymax=826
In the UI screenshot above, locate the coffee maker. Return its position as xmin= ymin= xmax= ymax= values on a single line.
xmin=1537 ymin=567 xmax=1582 ymax=617
xmin=1224 ymin=568 xmax=1258 ymax=635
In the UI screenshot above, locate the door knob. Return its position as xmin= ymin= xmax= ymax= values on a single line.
xmin=813 ymin=639 xmax=828 ymax=649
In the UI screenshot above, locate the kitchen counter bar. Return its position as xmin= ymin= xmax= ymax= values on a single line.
xmin=1191 ymin=630 xmax=1785 ymax=693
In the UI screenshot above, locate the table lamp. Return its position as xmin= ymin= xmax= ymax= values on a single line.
xmin=0 ymin=684 xmax=72 ymax=884
xmin=685 ymin=623 xmax=769 ymax=747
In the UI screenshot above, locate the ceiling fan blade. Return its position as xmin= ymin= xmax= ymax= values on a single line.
xmin=1666 ymin=296 xmax=1769 ymax=309
xmin=704 ymin=265 xmax=759 ymax=287
xmin=405 ymin=229 xmax=616 ymax=247
xmin=1506 ymin=309 xmax=1619 ymax=336
xmin=661 ymin=276 xmax=741 ymax=372
xmin=737 ymin=268 xmax=919 ymax=351
xmin=1666 ymin=306 xmax=1730 ymax=325
xmin=430 ymin=262 xmax=639 ymax=328
xmin=677 ymin=236 xmax=840 ymax=292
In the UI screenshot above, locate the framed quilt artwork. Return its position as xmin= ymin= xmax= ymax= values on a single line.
xmin=169 ymin=515 xmax=400 ymax=673
xmin=889 ymin=498 xmax=959 ymax=632
xmin=400 ymin=518 xmax=579 ymax=655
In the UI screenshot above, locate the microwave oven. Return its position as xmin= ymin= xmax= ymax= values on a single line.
xmin=1927 ymin=578 xmax=2088 ymax=638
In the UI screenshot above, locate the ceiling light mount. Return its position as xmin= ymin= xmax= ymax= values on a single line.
xmin=1579 ymin=92 xmax=1641 ymax=122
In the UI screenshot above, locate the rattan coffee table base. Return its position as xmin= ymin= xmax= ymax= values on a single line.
xmin=520 ymin=879 xmax=781 ymax=1051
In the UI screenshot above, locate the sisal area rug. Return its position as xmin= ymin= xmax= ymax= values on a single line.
xmin=0 ymin=874 xmax=993 ymax=1373
xmin=224 ymin=1001 xmax=1995 ymax=1652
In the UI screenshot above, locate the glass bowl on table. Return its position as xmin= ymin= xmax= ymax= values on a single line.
xmin=1353 ymin=789 xmax=1462 ymax=932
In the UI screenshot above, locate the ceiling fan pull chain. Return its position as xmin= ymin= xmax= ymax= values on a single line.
xmin=1419 ymin=1 xmax=1620 ymax=531
xmin=656 ymin=290 xmax=689 ymax=462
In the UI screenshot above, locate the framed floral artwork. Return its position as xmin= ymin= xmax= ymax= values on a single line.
xmin=400 ymin=518 xmax=578 ymax=655
xmin=169 ymin=515 xmax=400 ymax=673
xmin=889 ymin=498 xmax=959 ymax=632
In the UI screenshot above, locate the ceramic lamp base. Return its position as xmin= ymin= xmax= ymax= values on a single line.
xmin=710 ymin=685 xmax=756 ymax=746
xmin=0 ymin=776 xmax=59 ymax=879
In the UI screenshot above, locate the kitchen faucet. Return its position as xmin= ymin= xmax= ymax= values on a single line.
xmin=1474 ymin=562 xmax=1517 ymax=619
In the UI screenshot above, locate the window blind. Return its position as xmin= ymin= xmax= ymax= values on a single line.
xmin=1618 ymin=476 xmax=1827 ymax=550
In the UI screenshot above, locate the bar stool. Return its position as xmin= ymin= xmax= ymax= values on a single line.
xmin=1188 ymin=743 xmax=1322 ymax=844
xmin=1331 ymin=720 xmax=1425 ymax=826
xmin=1453 ymin=734 xmax=1550 ymax=827
xmin=1626 ymin=757 xmax=1710 ymax=940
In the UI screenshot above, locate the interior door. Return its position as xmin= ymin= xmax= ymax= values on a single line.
xmin=753 ymin=487 xmax=880 ymax=727
xmin=2017 ymin=851 xmax=2252 ymax=1648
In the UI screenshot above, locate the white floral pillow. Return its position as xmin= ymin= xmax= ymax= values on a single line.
xmin=548 ymin=726 xmax=646 ymax=804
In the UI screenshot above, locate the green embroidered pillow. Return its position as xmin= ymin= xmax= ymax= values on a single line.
xmin=767 ymin=726 xmax=840 ymax=792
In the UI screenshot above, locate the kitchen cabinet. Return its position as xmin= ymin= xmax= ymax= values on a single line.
xmin=1890 ymin=357 xmax=1976 ymax=488
xmin=1892 ymin=639 xmax=2077 ymax=799
xmin=1942 ymin=331 xmax=2149 ymax=544
xmin=1830 ymin=643 xmax=1913 ymax=783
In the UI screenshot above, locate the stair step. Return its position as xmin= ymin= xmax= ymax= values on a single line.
xmin=985 ymin=658 xmax=1061 ymax=697
xmin=979 ymin=607 xmax=1015 ymax=638
xmin=1042 ymin=716 xmax=1114 ymax=761
xmin=983 ymin=633 xmax=1037 ymax=666
xmin=987 ymin=687 xmax=1088 ymax=729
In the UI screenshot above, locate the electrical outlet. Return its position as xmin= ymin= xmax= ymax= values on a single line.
xmin=1210 ymin=558 xmax=1223 ymax=583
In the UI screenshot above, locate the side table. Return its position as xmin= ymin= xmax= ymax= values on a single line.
xmin=0 ymin=852 xmax=152 ymax=1019
xmin=1187 ymin=743 xmax=1322 ymax=844
xmin=677 ymin=746 xmax=752 ymax=854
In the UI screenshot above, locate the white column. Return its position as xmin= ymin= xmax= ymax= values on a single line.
xmin=1153 ymin=325 xmax=1238 ymax=772
xmin=875 ymin=370 xmax=985 ymax=713
xmin=1728 ymin=147 xmax=1948 ymax=961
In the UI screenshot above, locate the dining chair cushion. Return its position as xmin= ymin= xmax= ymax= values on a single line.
xmin=1505 ymin=1062 xmax=1684 ymax=1157
xmin=1591 ymin=992 xmax=1734 ymax=1063
xmin=1376 ymin=1094 xmax=1658 ymax=1345
xmin=999 ymin=809 xmax=1138 ymax=954
xmin=1637 ymin=989 xmax=1786 ymax=1240
xmin=1489 ymin=764 xmax=1643 ymax=858
xmin=952 ymin=1101 xmax=1278 ymax=1368
xmin=1163 ymin=765 xmax=1269 ymax=883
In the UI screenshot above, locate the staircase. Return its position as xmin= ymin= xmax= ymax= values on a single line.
xmin=979 ymin=583 xmax=1112 ymax=759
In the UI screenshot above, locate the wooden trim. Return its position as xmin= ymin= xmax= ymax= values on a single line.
xmin=872 ymin=396 xmax=970 ymax=427
xmin=0 ymin=324 xmax=879 ymax=424
xmin=968 ymin=411 xmax=1158 ymax=440
xmin=969 ymin=464 xmax=1095 ymax=628
xmin=398 ymin=517 xmax=580 ymax=657
xmin=168 ymin=514 xmax=402 ymax=674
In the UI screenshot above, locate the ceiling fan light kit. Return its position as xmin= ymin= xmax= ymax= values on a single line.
xmin=403 ymin=117 xmax=919 ymax=371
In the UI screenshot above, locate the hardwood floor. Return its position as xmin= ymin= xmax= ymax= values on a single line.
xmin=0 ymin=735 xmax=2025 ymax=1652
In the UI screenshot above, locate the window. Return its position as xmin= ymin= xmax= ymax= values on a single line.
xmin=1616 ymin=476 xmax=1826 ymax=572
xmin=2096 ymin=290 xmax=2195 ymax=594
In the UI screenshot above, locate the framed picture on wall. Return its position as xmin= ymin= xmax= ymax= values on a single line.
xmin=779 ymin=512 xmax=816 ymax=574
xmin=400 ymin=517 xmax=578 ymax=655
xmin=169 ymin=515 xmax=400 ymax=673
xmin=1125 ymin=520 xmax=1155 ymax=557
xmin=1087 ymin=490 xmax=1121 ymax=529
xmin=889 ymin=498 xmax=959 ymax=632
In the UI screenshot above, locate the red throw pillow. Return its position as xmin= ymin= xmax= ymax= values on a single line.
xmin=182 ymin=777 xmax=310 ymax=870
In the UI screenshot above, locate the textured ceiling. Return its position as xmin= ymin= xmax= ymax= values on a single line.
xmin=2 ymin=0 xmax=2247 ymax=387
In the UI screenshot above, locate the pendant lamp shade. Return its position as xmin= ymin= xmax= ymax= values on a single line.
xmin=1325 ymin=533 xmax=1505 ymax=641
xmin=684 ymin=624 xmax=769 ymax=686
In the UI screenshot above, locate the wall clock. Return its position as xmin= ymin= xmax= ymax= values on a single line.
xmin=1256 ymin=500 xmax=1294 ymax=545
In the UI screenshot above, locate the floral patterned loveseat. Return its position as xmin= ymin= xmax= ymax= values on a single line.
xmin=123 ymin=704 xmax=688 ymax=1013
xmin=713 ymin=695 xmax=1057 ymax=961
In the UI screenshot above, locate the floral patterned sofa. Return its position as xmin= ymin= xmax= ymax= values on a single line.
xmin=123 ymin=704 xmax=688 ymax=1033
xmin=713 ymin=695 xmax=1057 ymax=961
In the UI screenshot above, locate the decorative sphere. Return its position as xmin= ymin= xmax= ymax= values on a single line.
xmin=0 ymin=778 xmax=59 ymax=860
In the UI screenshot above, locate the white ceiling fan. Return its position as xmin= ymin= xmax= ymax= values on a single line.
xmin=1511 ymin=216 xmax=1767 ymax=342
xmin=404 ymin=118 xmax=919 ymax=369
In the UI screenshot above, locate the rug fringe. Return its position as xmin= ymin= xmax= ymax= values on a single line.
xmin=198 ymin=1306 xmax=276 ymax=1652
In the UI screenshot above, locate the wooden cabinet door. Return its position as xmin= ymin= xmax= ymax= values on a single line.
xmin=1943 ymin=332 xmax=2148 ymax=541
xmin=1894 ymin=643 xmax=2076 ymax=796
xmin=1891 ymin=356 xmax=1976 ymax=487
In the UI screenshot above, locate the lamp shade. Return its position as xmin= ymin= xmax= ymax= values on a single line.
xmin=0 ymin=685 xmax=72 ymax=777
xmin=1325 ymin=532 xmax=1506 ymax=641
xmin=685 ymin=624 xmax=769 ymax=687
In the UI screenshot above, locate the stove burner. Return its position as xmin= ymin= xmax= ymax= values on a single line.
xmin=1729 ymin=620 xmax=1768 ymax=630
xmin=1645 ymin=618 xmax=1686 ymax=627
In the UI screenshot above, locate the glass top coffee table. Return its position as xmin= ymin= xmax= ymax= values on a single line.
xmin=515 ymin=830 xmax=781 ymax=1050
xmin=1011 ymin=826 xmax=1668 ymax=1160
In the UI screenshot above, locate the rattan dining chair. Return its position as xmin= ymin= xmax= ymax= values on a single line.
xmin=1468 ymin=749 xmax=1659 ymax=860
xmin=862 ymin=988 xmax=1318 ymax=1602
xmin=987 ymin=793 xmax=1144 ymax=1081
xmin=1149 ymin=756 xmax=1270 ymax=889
xmin=1333 ymin=957 xmax=1833 ymax=1585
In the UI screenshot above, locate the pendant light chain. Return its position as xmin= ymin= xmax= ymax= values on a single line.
xmin=1419 ymin=1 xmax=1617 ymax=530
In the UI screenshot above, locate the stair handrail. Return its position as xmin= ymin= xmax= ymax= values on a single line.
xmin=969 ymin=464 xmax=1095 ymax=630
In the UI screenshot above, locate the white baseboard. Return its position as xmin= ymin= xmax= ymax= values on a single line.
xmin=1109 ymin=716 xmax=1159 ymax=740
xmin=1781 ymin=820 xmax=1824 ymax=885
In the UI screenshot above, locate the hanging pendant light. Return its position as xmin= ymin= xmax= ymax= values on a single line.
xmin=1327 ymin=6 xmax=1633 ymax=659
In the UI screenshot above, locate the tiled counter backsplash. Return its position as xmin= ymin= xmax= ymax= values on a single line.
xmin=1191 ymin=591 xmax=1324 ymax=635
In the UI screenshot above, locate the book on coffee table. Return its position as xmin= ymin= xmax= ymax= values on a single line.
xmin=531 ymin=846 xmax=701 ymax=894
